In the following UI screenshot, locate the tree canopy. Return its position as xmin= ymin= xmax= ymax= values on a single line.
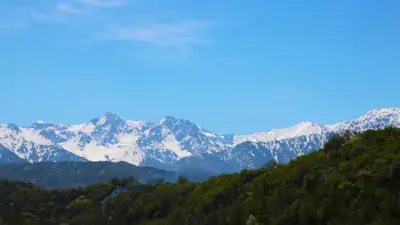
xmin=1 ymin=127 xmax=400 ymax=225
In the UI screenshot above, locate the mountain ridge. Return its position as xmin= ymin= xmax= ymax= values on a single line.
xmin=0 ymin=107 xmax=399 ymax=173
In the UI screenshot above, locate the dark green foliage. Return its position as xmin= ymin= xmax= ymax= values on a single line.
xmin=1 ymin=128 xmax=400 ymax=225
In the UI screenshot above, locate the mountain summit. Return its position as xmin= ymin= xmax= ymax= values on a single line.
xmin=0 ymin=108 xmax=399 ymax=173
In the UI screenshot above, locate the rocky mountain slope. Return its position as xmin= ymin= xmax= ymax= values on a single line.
xmin=0 ymin=108 xmax=399 ymax=173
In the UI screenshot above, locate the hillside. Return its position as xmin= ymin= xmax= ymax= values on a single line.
xmin=0 ymin=161 xmax=210 ymax=188
xmin=1 ymin=127 xmax=400 ymax=225
xmin=0 ymin=108 xmax=399 ymax=174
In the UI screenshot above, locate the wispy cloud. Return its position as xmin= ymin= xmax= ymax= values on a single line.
xmin=3 ymin=1 xmax=217 ymax=51
xmin=55 ymin=0 xmax=124 ymax=15
xmin=57 ymin=2 xmax=84 ymax=15
xmin=31 ymin=10 xmax=65 ymax=23
xmin=110 ymin=20 xmax=215 ymax=48
xmin=78 ymin=0 xmax=126 ymax=7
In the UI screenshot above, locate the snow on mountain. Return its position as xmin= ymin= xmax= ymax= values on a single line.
xmin=234 ymin=121 xmax=325 ymax=144
xmin=0 ymin=124 xmax=85 ymax=163
xmin=228 ymin=107 xmax=400 ymax=169
xmin=0 ymin=108 xmax=399 ymax=173
xmin=326 ymin=108 xmax=400 ymax=132
xmin=20 ymin=128 xmax=53 ymax=145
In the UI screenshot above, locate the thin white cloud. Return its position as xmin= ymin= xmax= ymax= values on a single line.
xmin=78 ymin=0 xmax=126 ymax=7
xmin=57 ymin=2 xmax=84 ymax=14
xmin=55 ymin=0 xmax=124 ymax=15
xmin=3 ymin=1 xmax=217 ymax=52
xmin=29 ymin=0 xmax=122 ymax=24
xmin=31 ymin=10 xmax=65 ymax=23
xmin=111 ymin=20 xmax=214 ymax=48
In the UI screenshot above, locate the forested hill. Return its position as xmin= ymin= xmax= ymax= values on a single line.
xmin=0 ymin=161 xmax=189 ymax=188
xmin=1 ymin=127 xmax=400 ymax=225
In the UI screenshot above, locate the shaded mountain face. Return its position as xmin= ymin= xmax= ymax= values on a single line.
xmin=0 ymin=108 xmax=399 ymax=173
xmin=0 ymin=161 xmax=179 ymax=188
xmin=0 ymin=144 xmax=27 ymax=164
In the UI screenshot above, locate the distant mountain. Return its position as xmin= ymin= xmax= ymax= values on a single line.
xmin=0 ymin=161 xmax=183 ymax=188
xmin=0 ymin=144 xmax=27 ymax=164
xmin=0 ymin=124 xmax=86 ymax=163
xmin=0 ymin=108 xmax=399 ymax=173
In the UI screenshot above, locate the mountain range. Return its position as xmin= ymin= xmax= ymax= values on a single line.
xmin=1 ymin=107 xmax=399 ymax=174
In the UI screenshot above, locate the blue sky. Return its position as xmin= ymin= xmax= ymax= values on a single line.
xmin=0 ymin=0 xmax=399 ymax=134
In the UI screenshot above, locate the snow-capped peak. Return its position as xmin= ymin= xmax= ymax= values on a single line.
xmin=159 ymin=116 xmax=182 ymax=126
xmin=97 ymin=112 xmax=122 ymax=126
xmin=326 ymin=107 xmax=400 ymax=132
xmin=6 ymin=124 xmax=21 ymax=133
xmin=158 ymin=116 xmax=200 ymax=134
xmin=277 ymin=121 xmax=324 ymax=137
xmin=30 ymin=120 xmax=49 ymax=127
xmin=297 ymin=121 xmax=316 ymax=126
xmin=30 ymin=120 xmax=52 ymax=127
xmin=234 ymin=121 xmax=324 ymax=144
xmin=359 ymin=107 xmax=400 ymax=120
xmin=126 ymin=120 xmax=146 ymax=128
xmin=30 ymin=121 xmax=66 ymax=130
xmin=0 ymin=107 xmax=399 ymax=173
xmin=68 ymin=122 xmax=96 ymax=134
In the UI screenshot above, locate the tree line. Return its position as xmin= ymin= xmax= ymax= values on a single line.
xmin=1 ymin=127 xmax=400 ymax=225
